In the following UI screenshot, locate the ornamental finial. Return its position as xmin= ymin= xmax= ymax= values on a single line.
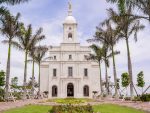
xmin=68 ymin=0 xmax=72 ymax=16
xmin=68 ymin=0 xmax=72 ymax=10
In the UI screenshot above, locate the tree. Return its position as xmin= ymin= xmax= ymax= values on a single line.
xmin=121 ymin=72 xmax=130 ymax=96
xmin=0 ymin=70 xmax=5 ymax=101
xmin=89 ymin=23 xmax=120 ymax=96
xmin=137 ymin=71 xmax=145 ymax=94
xmin=27 ymin=28 xmax=46 ymax=96
xmin=0 ymin=71 xmax=5 ymax=87
xmin=1 ymin=13 xmax=21 ymax=99
xmin=116 ymin=78 xmax=120 ymax=90
xmin=89 ymin=44 xmax=104 ymax=95
xmin=106 ymin=0 xmax=150 ymax=22
xmin=28 ymin=47 xmax=36 ymax=95
xmin=34 ymin=46 xmax=48 ymax=92
xmin=107 ymin=7 xmax=145 ymax=98
xmin=13 ymin=24 xmax=45 ymax=98
xmin=98 ymin=20 xmax=120 ymax=98
xmin=11 ymin=77 xmax=18 ymax=89
xmin=0 ymin=0 xmax=29 ymax=16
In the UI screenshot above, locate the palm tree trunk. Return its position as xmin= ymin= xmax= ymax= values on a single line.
xmin=104 ymin=59 xmax=109 ymax=95
xmin=38 ymin=62 xmax=41 ymax=93
xmin=23 ymin=50 xmax=28 ymax=99
xmin=99 ymin=61 xmax=103 ymax=95
xmin=5 ymin=42 xmax=11 ymax=100
xmin=126 ymin=38 xmax=134 ymax=98
xmin=31 ymin=58 xmax=35 ymax=96
xmin=143 ymin=85 xmax=150 ymax=94
xmin=112 ymin=46 xmax=118 ymax=98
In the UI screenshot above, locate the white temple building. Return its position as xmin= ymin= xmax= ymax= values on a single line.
xmin=40 ymin=1 xmax=100 ymax=98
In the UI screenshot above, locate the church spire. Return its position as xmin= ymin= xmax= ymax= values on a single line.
xmin=68 ymin=0 xmax=72 ymax=16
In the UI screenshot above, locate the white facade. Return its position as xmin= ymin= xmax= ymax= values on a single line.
xmin=40 ymin=2 xmax=100 ymax=98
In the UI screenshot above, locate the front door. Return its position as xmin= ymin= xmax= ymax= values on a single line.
xmin=67 ymin=83 xmax=74 ymax=97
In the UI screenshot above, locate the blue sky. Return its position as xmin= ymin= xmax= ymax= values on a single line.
xmin=0 ymin=0 xmax=149 ymax=93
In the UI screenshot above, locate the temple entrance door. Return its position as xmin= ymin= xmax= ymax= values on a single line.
xmin=67 ymin=83 xmax=74 ymax=97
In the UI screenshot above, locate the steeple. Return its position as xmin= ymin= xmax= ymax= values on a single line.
xmin=68 ymin=0 xmax=72 ymax=16
xmin=63 ymin=1 xmax=78 ymax=43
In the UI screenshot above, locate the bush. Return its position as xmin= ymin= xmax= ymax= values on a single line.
xmin=140 ymin=94 xmax=150 ymax=102
xmin=12 ymin=92 xmax=22 ymax=100
xmin=0 ymin=88 xmax=4 ymax=102
xmin=52 ymin=98 xmax=87 ymax=104
xmin=49 ymin=104 xmax=93 ymax=113
xmin=124 ymin=97 xmax=131 ymax=101
xmin=132 ymin=96 xmax=141 ymax=101
xmin=119 ymin=95 xmax=124 ymax=99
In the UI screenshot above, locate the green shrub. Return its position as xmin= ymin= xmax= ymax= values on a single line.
xmin=52 ymin=98 xmax=88 ymax=104
xmin=124 ymin=97 xmax=131 ymax=101
xmin=140 ymin=94 xmax=150 ymax=102
xmin=49 ymin=104 xmax=93 ymax=113
xmin=119 ymin=95 xmax=124 ymax=99
xmin=0 ymin=88 xmax=4 ymax=102
xmin=132 ymin=96 xmax=141 ymax=101
xmin=12 ymin=92 xmax=22 ymax=100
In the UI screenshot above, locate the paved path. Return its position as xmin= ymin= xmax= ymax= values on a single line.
xmin=0 ymin=99 xmax=150 ymax=113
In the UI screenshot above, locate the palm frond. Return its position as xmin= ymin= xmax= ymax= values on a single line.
xmin=1 ymin=39 xmax=9 ymax=44
xmin=0 ymin=0 xmax=29 ymax=5
xmin=107 ymin=50 xmax=120 ymax=58
xmin=10 ymin=40 xmax=23 ymax=51
xmin=0 ymin=6 xmax=10 ymax=16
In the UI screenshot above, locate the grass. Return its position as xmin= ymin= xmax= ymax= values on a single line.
xmin=2 ymin=104 xmax=146 ymax=113
xmin=93 ymin=104 xmax=146 ymax=113
xmin=3 ymin=105 xmax=51 ymax=113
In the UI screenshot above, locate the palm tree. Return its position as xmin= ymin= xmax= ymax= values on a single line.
xmin=34 ymin=46 xmax=48 ymax=93
xmin=93 ymin=25 xmax=120 ymax=96
xmin=89 ymin=44 xmax=104 ymax=95
xmin=98 ymin=20 xmax=120 ymax=98
xmin=102 ymin=44 xmax=111 ymax=95
xmin=28 ymin=46 xmax=36 ymax=96
xmin=106 ymin=0 xmax=150 ymax=21
xmin=13 ymin=24 xmax=45 ymax=98
xmin=0 ymin=13 xmax=21 ymax=99
xmin=0 ymin=0 xmax=29 ymax=16
xmin=107 ymin=8 xmax=145 ymax=98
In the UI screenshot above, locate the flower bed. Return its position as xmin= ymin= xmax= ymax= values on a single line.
xmin=49 ymin=104 xmax=93 ymax=113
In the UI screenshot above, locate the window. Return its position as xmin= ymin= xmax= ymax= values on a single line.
xmin=84 ymin=55 xmax=88 ymax=60
xmin=84 ymin=68 xmax=88 ymax=77
xmin=68 ymin=33 xmax=72 ymax=39
xmin=69 ymin=27 xmax=72 ymax=30
xmin=83 ymin=85 xmax=89 ymax=97
xmin=68 ymin=67 xmax=73 ymax=77
xmin=52 ymin=85 xmax=57 ymax=97
xmin=54 ymin=56 xmax=56 ymax=60
xmin=69 ymin=55 xmax=72 ymax=60
xmin=53 ymin=69 xmax=57 ymax=77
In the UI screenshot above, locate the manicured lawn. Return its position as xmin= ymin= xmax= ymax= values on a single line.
xmin=3 ymin=105 xmax=51 ymax=113
xmin=3 ymin=104 xmax=146 ymax=113
xmin=93 ymin=104 xmax=145 ymax=113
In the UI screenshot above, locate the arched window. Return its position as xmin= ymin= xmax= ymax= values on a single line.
xmin=52 ymin=85 xmax=57 ymax=97
xmin=83 ymin=85 xmax=89 ymax=97
xmin=68 ymin=33 xmax=72 ymax=39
